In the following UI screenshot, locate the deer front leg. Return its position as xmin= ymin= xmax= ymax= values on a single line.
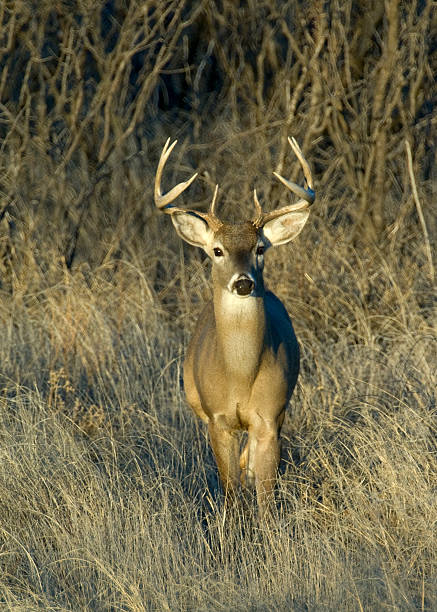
xmin=253 ymin=422 xmax=281 ymax=515
xmin=239 ymin=437 xmax=257 ymax=489
xmin=208 ymin=421 xmax=240 ymax=501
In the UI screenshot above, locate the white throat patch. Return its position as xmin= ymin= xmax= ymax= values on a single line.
xmin=215 ymin=291 xmax=265 ymax=379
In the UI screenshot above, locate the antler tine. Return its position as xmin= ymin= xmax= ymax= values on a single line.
xmin=252 ymin=189 xmax=263 ymax=225
xmin=288 ymin=137 xmax=314 ymax=191
xmin=202 ymin=184 xmax=223 ymax=230
xmin=272 ymin=137 xmax=315 ymax=205
xmin=154 ymin=138 xmax=198 ymax=210
xmin=210 ymin=184 xmax=219 ymax=216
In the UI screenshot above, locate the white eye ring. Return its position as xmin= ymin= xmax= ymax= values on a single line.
xmin=213 ymin=247 xmax=224 ymax=257
xmin=256 ymin=245 xmax=265 ymax=256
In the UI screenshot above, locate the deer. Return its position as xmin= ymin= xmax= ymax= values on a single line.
xmin=154 ymin=136 xmax=315 ymax=515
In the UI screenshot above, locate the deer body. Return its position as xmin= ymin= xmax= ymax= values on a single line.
xmin=185 ymin=283 xmax=299 ymax=502
xmin=154 ymin=138 xmax=315 ymax=513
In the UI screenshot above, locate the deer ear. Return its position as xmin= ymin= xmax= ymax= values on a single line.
xmin=262 ymin=209 xmax=309 ymax=246
xmin=170 ymin=211 xmax=213 ymax=248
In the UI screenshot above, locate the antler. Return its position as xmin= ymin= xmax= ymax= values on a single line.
xmin=253 ymin=137 xmax=315 ymax=226
xmin=154 ymin=139 xmax=222 ymax=231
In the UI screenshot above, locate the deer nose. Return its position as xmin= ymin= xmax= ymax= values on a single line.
xmin=233 ymin=275 xmax=254 ymax=296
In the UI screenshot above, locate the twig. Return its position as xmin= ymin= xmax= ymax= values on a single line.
xmin=405 ymin=140 xmax=435 ymax=284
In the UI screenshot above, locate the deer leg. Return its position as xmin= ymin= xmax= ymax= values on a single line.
xmin=240 ymin=436 xmax=257 ymax=489
xmin=253 ymin=423 xmax=281 ymax=515
xmin=239 ymin=441 xmax=248 ymax=485
xmin=208 ymin=422 xmax=240 ymax=500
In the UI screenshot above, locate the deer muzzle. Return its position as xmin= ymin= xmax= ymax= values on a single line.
xmin=232 ymin=275 xmax=255 ymax=296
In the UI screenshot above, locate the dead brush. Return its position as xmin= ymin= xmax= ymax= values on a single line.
xmin=47 ymin=367 xmax=105 ymax=436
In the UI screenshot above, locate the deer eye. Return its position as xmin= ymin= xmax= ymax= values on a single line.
xmin=256 ymin=245 xmax=265 ymax=256
xmin=213 ymin=247 xmax=223 ymax=257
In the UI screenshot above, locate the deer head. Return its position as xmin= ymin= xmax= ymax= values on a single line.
xmin=154 ymin=137 xmax=315 ymax=299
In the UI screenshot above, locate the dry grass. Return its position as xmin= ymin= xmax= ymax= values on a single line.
xmin=0 ymin=1 xmax=436 ymax=609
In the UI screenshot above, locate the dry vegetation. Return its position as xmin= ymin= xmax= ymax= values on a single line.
xmin=0 ymin=0 xmax=436 ymax=609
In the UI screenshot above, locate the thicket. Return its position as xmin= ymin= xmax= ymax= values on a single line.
xmin=1 ymin=0 xmax=435 ymax=272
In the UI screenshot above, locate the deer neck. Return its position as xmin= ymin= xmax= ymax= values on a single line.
xmin=213 ymin=287 xmax=266 ymax=383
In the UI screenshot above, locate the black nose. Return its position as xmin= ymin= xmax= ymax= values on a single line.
xmin=234 ymin=276 xmax=254 ymax=296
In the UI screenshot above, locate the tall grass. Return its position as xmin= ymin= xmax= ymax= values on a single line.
xmin=0 ymin=0 xmax=436 ymax=609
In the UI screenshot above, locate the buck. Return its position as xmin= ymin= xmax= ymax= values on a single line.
xmin=154 ymin=137 xmax=315 ymax=514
